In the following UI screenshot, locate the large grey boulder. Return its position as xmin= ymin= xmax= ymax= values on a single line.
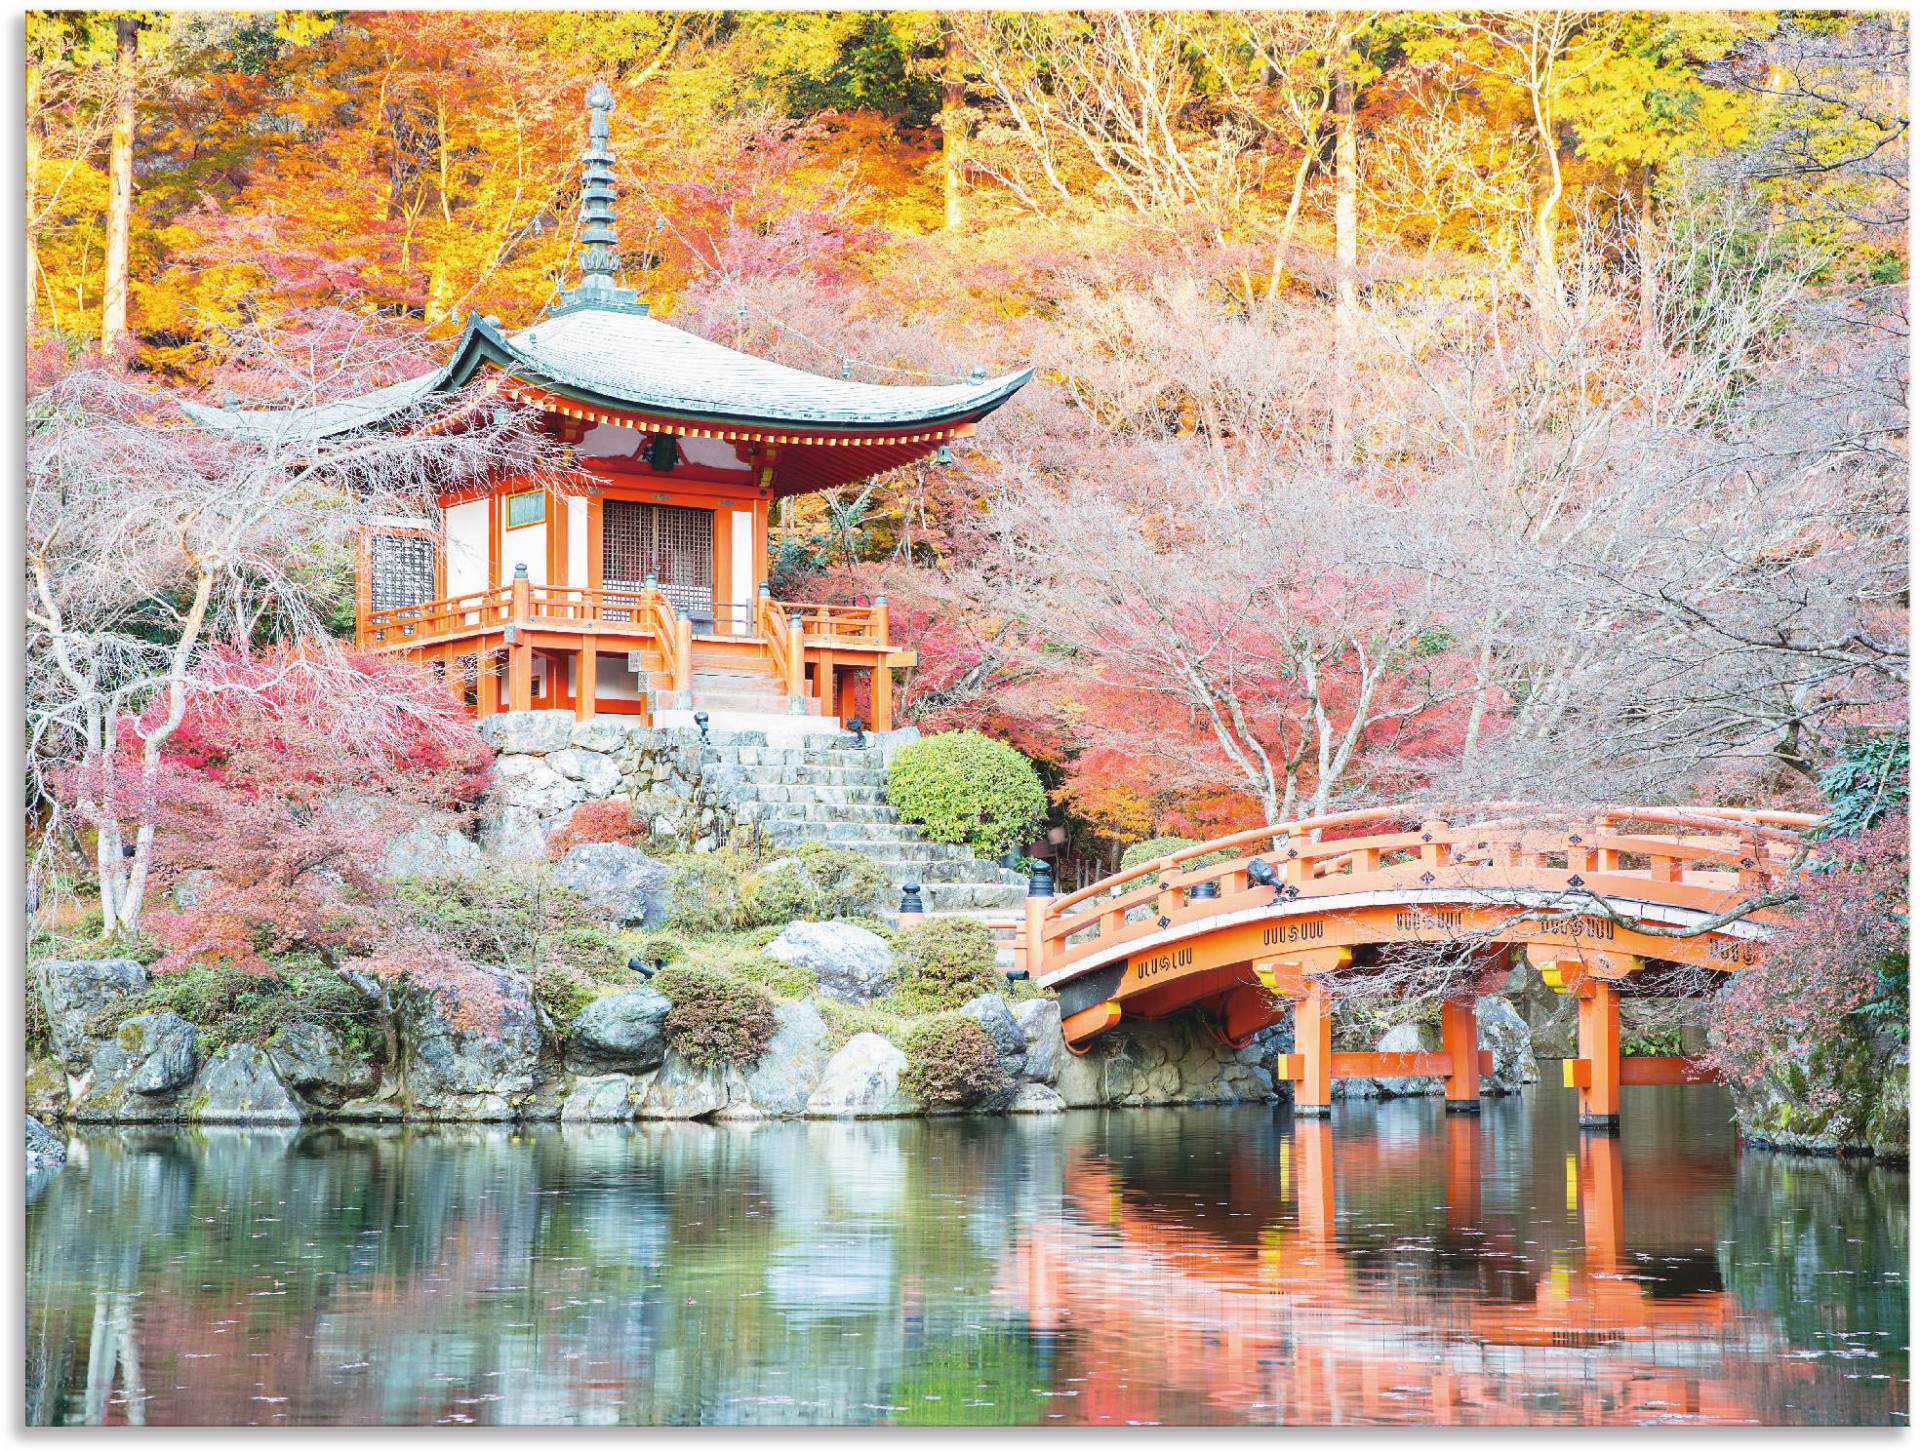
xmin=743 ymin=1000 xmax=832 ymax=1117
xmin=959 ymin=994 xmax=1028 ymax=1081
xmin=642 ymin=1052 xmax=750 ymax=1120
xmin=190 ymin=1044 xmax=304 ymax=1123
xmin=547 ymin=748 xmax=623 ymax=797
xmin=764 ymin=921 xmax=895 ymax=1004
xmin=1477 ymin=995 xmax=1539 ymax=1094
xmin=399 ymin=970 xmax=543 ymax=1119
xmin=36 ymin=958 xmax=147 ymax=1072
xmin=1338 ymin=1022 xmax=1443 ymax=1099
xmin=481 ymin=806 xmax=550 ymax=861
xmin=478 ymin=710 xmax=574 ymax=755
xmin=570 ymin=718 xmax=637 ymax=754
xmin=805 ymin=1034 xmax=915 ymax=1118
xmin=266 ymin=1021 xmax=377 ymax=1108
xmin=384 ymin=824 xmax=484 ymax=881
xmin=553 ymin=843 xmax=671 ymax=927
xmin=561 ymin=1073 xmax=647 ymax=1122
xmin=491 ymin=754 xmax=585 ymax=815
xmin=565 ymin=987 xmax=671 ymax=1074
xmin=25 ymin=1115 xmax=65 ymax=1172
xmin=1008 ymin=1082 xmax=1067 ymax=1114
xmin=1011 ymin=999 xmax=1063 ymax=1085
xmin=72 ymin=1012 xmax=201 ymax=1120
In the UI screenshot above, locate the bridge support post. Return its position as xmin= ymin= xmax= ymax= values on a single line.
xmin=1291 ymin=979 xmax=1333 ymax=1118
xmin=1576 ymin=980 xmax=1622 ymax=1131
xmin=1440 ymin=997 xmax=1481 ymax=1113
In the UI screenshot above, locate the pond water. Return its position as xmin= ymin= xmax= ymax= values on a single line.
xmin=25 ymin=1086 xmax=1908 ymax=1426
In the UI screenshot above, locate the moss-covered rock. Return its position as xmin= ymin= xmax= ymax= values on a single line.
xmin=1723 ymin=1030 xmax=1908 ymax=1160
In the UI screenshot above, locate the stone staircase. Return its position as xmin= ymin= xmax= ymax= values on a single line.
xmin=715 ymin=736 xmax=1030 ymax=922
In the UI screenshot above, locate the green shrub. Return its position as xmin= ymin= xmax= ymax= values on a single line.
xmin=397 ymin=862 xmax=599 ymax=969
xmin=741 ymin=860 xmax=820 ymax=926
xmin=886 ymin=731 xmax=1047 ymax=857
xmin=664 ymin=848 xmax=763 ymax=934
xmin=895 ymin=917 xmax=1002 ymax=1013
xmin=90 ymin=963 xmax=385 ymax=1057
xmin=682 ymin=933 xmax=816 ymax=1000
xmin=39 ymin=931 xmax=161 ymax=966
xmin=653 ymin=963 xmax=780 ymax=1067
xmin=792 ymin=843 xmax=893 ymax=919
xmin=900 ymin=1014 xmax=1010 ymax=1108
xmin=739 ymin=843 xmax=893 ymax=928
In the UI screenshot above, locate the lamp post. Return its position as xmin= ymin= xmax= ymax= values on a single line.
xmin=1024 ymin=858 xmax=1055 ymax=984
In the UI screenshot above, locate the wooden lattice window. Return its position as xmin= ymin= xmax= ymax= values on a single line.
xmin=603 ymin=500 xmax=713 ymax=621
xmin=369 ymin=532 xmax=437 ymax=613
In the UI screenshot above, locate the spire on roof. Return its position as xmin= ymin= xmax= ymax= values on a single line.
xmin=554 ymin=78 xmax=643 ymax=317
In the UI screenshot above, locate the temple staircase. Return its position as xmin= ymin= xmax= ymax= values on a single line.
xmin=712 ymin=736 xmax=1030 ymax=922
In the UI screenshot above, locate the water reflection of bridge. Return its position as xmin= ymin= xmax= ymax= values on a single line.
xmin=998 ymin=1110 xmax=1796 ymax=1425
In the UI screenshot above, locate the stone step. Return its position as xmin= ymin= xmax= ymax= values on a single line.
xmin=737 ymin=785 xmax=888 ymax=807
xmin=771 ymin=838 xmax=972 ymax=865
xmin=907 ymin=858 xmax=1027 ymax=885
xmin=731 ymin=766 xmax=889 ymax=787
xmin=911 ymin=882 xmax=1030 ymax=912
xmin=761 ymin=824 xmax=975 ymax=854
xmin=736 ymin=802 xmax=897 ymax=826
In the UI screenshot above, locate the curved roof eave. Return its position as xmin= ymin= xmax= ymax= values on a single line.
xmin=181 ymin=309 xmax=1032 ymax=444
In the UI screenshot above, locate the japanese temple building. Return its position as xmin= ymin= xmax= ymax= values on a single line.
xmin=187 ymin=81 xmax=1029 ymax=732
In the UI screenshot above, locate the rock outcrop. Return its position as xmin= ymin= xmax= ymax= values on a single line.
xmin=806 ymin=1033 xmax=916 ymax=1118
xmin=25 ymin=1114 xmax=65 ymax=1172
xmin=1054 ymin=1016 xmax=1276 ymax=1109
xmin=764 ymin=921 xmax=895 ymax=1004
xmin=552 ymin=843 xmax=671 ymax=927
xmin=398 ymin=972 xmax=543 ymax=1119
xmin=267 ymin=1022 xmax=378 ymax=1108
xmin=190 ymin=1043 xmax=304 ymax=1123
xmin=563 ymin=988 xmax=671 ymax=1074
xmin=1721 ymin=1033 xmax=1909 ymax=1160
xmin=70 ymin=1012 xmax=202 ymax=1121
xmin=36 ymin=958 xmax=147 ymax=1073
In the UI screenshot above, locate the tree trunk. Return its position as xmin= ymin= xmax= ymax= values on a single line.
xmin=100 ymin=17 xmax=138 ymax=354
xmin=1332 ymin=58 xmax=1358 ymax=463
xmin=27 ymin=56 xmax=41 ymax=332
xmin=940 ymin=21 xmax=967 ymax=233
xmin=1637 ymin=161 xmax=1659 ymax=352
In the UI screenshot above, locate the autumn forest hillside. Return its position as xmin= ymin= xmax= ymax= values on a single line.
xmin=26 ymin=9 xmax=1908 ymax=877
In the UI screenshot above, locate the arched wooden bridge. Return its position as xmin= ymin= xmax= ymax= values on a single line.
xmin=1017 ymin=804 xmax=1818 ymax=1127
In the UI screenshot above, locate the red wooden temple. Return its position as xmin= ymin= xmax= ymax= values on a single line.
xmin=187 ymin=81 xmax=1028 ymax=732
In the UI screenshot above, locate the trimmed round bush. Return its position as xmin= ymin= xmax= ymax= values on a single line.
xmin=652 ymin=963 xmax=780 ymax=1068
xmin=895 ymin=917 xmax=1001 ymax=1013
xmin=886 ymin=730 xmax=1047 ymax=858
xmin=900 ymin=1014 xmax=1010 ymax=1108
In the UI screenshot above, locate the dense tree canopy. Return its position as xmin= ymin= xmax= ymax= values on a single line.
xmin=26 ymin=8 xmax=1909 ymax=873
